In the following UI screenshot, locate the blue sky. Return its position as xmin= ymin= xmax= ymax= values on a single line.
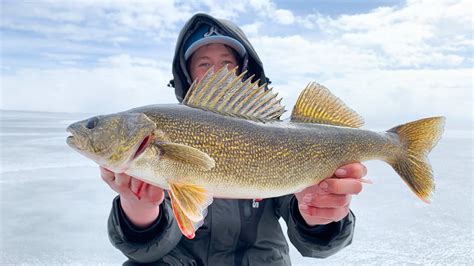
xmin=1 ymin=0 xmax=472 ymax=131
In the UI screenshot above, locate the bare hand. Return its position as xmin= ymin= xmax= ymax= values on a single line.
xmin=100 ymin=167 xmax=165 ymax=228
xmin=295 ymin=163 xmax=367 ymax=226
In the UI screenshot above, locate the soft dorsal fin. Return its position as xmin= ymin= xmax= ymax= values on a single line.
xmin=290 ymin=82 xmax=364 ymax=128
xmin=183 ymin=67 xmax=286 ymax=122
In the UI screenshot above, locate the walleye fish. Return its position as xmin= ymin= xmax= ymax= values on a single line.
xmin=66 ymin=67 xmax=445 ymax=239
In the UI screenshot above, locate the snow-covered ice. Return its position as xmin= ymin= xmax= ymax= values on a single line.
xmin=1 ymin=110 xmax=472 ymax=265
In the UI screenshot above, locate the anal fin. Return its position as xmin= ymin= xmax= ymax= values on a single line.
xmin=170 ymin=197 xmax=204 ymax=239
xmin=168 ymin=181 xmax=213 ymax=239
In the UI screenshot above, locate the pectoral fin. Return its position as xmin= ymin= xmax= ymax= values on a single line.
xmin=168 ymin=181 xmax=213 ymax=239
xmin=155 ymin=142 xmax=215 ymax=171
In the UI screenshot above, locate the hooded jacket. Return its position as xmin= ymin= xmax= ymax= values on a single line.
xmin=107 ymin=13 xmax=356 ymax=265
xmin=170 ymin=13 xmax=269 ymax=102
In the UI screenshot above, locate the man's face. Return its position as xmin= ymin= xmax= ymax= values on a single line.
xmin=189 ymin=43 xmax=239 ymax=81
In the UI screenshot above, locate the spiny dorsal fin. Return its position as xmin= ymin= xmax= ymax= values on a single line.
xmin=290 ymin=82 xmax=364 ymax=128
xmin=183 ymin=67 xmax=286 ymax=122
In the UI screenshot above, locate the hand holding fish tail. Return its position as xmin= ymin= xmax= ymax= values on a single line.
xmin=295 ymin=162 xmax=366 ymax=226
xmin=100 ymin=167 xmax=165 ymax=228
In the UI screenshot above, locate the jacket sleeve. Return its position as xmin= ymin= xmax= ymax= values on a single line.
xmin=107 ymin=195 xmax=182 ymax=263
xmin=274 ymin=195 xmax=355 ymax=258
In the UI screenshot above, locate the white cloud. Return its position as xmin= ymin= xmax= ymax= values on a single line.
xmin=107 ymin=0 xmax=193 ymax=30
xmin=316 ymin=0 xmax=471 ymax=67
xmin=273 ymin=67 xmax=472 ymax=131
xmin=1 ymin=0 xmax=472 ymax=132
xmin=98 ymin=54 xmax=165 ymax=68
xmin=199 ymin=0 xmax=247 ymax=19
xmin=244 ymin=0 xmax=472 ymax=129
xmin=248 ymin=0 xmax=275 ymax=13
xmin=1 ymin=0 xmax=193 ymax=42
xmin=252 ymin=35 xmax=381 ymax=78
xmin=321 ymin=68 xmax=472 ymax=129
xmin=295 ymin=13 xmax=327 ymax=30
xmin=177 ymin=0 xmax=296 ymax=26
xmin=1 ymin=55 xmax=176 ymax=114
xmin=248 ymin=0 xmax=296 ymax=25
xmin=241 ymin=22 xmax=262 ymax=37
xmin=274 ymin=9 xmax=295 ymax=25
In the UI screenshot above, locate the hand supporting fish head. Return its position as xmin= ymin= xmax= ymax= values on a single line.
xmin=66 ymin=112 xmax=156 ymax=173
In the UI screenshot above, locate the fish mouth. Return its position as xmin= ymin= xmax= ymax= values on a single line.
xmin=66 ymin=125 xmax=87 ymax=151
xmin=66 ymin=126 xmax=78 ymax=148
xmin=132 ymin=134 xmax=152 ymax=160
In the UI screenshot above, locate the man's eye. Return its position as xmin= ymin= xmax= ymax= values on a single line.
xmin=221 ymin=61 xmax=234 ymax=66
xmin=199 ymin=63 xmax=211 ymax=68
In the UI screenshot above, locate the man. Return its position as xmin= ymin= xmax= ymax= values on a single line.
xmin=102 ymin=13 xmax=366 ymax=265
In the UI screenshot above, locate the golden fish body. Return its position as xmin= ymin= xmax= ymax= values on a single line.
xmin=126 ymin=104 xmax=395 ymax=199
xmin=67 ymin=67 xmax=444 ymax=238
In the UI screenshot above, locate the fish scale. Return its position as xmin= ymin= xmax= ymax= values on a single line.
xmin=128 ymin=104 xmax=397 ymax=197
xmin=66 ymin=67 xmax=444 ymax=239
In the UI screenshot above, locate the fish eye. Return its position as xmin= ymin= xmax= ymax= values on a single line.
xmin=86 ymin=117 xmax=99 ymax=129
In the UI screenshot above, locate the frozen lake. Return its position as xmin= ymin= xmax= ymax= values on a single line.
xmin=0 ymin=110 xmax=472 ymax=265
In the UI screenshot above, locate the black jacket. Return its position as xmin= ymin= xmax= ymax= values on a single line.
xmin=107 ymin=13 xmax=356 ymax=265
xmin=109 ymin=195 xmax=355 ymax=265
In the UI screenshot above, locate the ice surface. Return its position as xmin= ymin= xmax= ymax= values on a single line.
xmin=1 ymin=110 xmax=472 ymax=265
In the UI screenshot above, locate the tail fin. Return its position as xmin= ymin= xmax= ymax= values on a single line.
xmin=387 ymin=117 xmax=445 ymax=203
